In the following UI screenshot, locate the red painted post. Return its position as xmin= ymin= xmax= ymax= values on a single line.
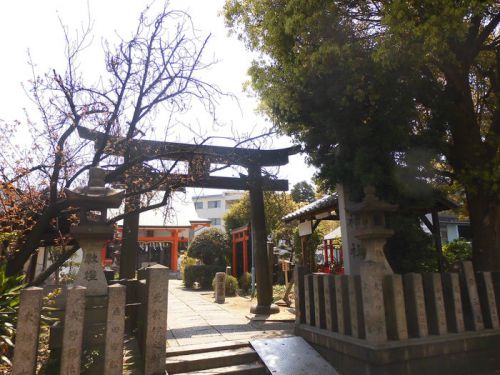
xmin=232 ymin=233 xmax=237 ymax=277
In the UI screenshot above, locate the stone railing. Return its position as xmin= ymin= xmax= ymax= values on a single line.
xmin=295 ymin=261 xmax=500 ymax=343
xmin=11 ymin=264 xmax=168 ymax=375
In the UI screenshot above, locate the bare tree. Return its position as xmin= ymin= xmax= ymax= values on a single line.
xmin=1 ymin=3 xmax=225 ymax=277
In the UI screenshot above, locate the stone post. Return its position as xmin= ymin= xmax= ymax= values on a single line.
xmin=459 ymin=261 xmax=484 ymax=331
xmin=383 ymin=275 xmax=408 ymax=340
xmin=403 ymin=273 xmax=428 ymax=338
xmin=491 ymin=272 xmax=500 ymax=314
xmin=294 ymin=266 xmax=306 ymax=324
xmin=476 ymin=272 xmax=499 ymax=329
xmin=336 ymin=184 xmax=363 ymax=275
xmin=334 ymin=275 xmax=346 ymax=335
xmin=423 ymin=273 xmax=448 ymax=335
xmin=12 ymin=287 xmax=44 ymax=375
xmin=215 ymin=272 xmax=226 ymax=304
xmin=304 ymin=274 xmax=315 ymax=326
xmin=60 ymin=286 xmax=86 ymax=375
xmin=360 ymin=264 xmax=387 ymax=342
xmin=104 ymin=284 xmax=126 ymax=375
xmin=348 ymin=275 xmax=364 ymax=339
xmin=323 ymin=274 xmax=338 ymax=332
xmin=313 ymin=273 xmax=326 ymax=329
xmin=442 ymin=273 xmax=465 ymax=333
xmin=144 ymin=265 xmax=168 ymax=375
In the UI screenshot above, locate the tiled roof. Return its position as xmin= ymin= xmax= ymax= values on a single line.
xmin=282 ymin=194 xmax=338 ymax=223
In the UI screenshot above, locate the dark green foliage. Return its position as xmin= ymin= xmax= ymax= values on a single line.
xmin=238 ymin=272 xmax=252 ymax=292
xmin=212 ymin=274 xmax=239 ymax=297
xmin=0 ymin=268 xmax=24 ymax=366
xmin=385 ymin=216 xmax=438 ymax=273
xmin=225 ymin=0 xmax=500 ymax=270
xmin=443 ymin=239 xmax=472 ymax=268
xmin=291 ymin=181 xmax=315 ymax=203
xmin=187 ymin=228 xmax=229 ymax=266
xmin=184 ymin=265 xmax=225 ymax=290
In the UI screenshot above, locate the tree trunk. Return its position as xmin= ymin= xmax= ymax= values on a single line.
xmin=467 ymin=189 xmax=500 ymax=271
xmin=443 ymin=68 xmax=500 ymax=271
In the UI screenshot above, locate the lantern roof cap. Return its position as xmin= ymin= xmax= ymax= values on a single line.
xmin=65 ymin=168 xmax=124 ymax=209
xmin=349 ymin=186 xmax=397 ymax=214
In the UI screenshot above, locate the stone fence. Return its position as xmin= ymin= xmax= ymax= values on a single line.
xmin=294 ymin=261 xmax=500 ymax=374
xmin=11 ymin=264 xmax=168 ymax=375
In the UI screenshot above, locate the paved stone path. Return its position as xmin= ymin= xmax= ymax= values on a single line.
xmin=167 ymin=280 xmax=294 ymax=347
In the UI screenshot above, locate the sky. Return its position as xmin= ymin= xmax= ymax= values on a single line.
xmin=0 ymin=1 xmax=317 ymax=204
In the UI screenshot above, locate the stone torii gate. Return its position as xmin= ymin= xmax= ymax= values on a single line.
xmin=78 ymin=126 xmax=299 ymax=314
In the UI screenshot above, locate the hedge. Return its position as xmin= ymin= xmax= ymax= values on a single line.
xmin=184 ymin=265 xmax=225 ymax=290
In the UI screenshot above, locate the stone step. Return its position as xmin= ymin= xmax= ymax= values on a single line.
xmin=175 ymin=361 xmax=267 ymax=375
xmin=166 ymin=346 xmax=260 ymax=374
xmin=166 ymin=340 xmax=249 ymax=357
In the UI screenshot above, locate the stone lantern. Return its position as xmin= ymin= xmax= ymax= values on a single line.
xmin=349 ymin=185 xmax=397 ymax=276
xmin=65 ymin=168 xmax=124 ymax=296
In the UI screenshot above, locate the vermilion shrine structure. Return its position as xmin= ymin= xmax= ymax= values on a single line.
xmin=78 ymin=126 xmax=299 ymax=314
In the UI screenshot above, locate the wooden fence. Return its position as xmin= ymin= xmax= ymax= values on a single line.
xmin=295 ymin=261 xmax=500 ymax=343
xmin=11 ymin=264 xmax=168 ymax=375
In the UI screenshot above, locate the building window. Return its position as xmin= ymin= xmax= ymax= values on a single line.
xmin=194 ymin=201 xmax=203 ymax=209
xmin=207 ymin=200 xmax=221 ymax=208
xmin=210 ymin=218 xmax=221 ymax=225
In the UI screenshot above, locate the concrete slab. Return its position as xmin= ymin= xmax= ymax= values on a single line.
xmin=251 ymin=336 xmax=339 ymax=374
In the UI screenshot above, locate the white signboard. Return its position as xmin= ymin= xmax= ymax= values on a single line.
xmin=298 ymin=220 xmax=313 ymax=237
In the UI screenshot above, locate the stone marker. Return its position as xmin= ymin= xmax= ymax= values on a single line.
xmin=12 ymin=287 xmax=44 ymax=375
xmin=476 ymin=272 xmax=499 ymax=329
xmin=215 ymin=272 xmax=226 ymax=304
xmin=347 ymin=275 xmax=364 ymax=338
xmin=294 ymin=266 xmax=306 ymax=324
xmin=334 ymin=275 xmax=346 ymax=335
xmin=442 ymin=272 xmax=465 ymax=333
xmin=383 ymin=275 xmax=408 ymax=340
xmin=423 ymin=273 xmax=448 ymax=335
xmin=403 ymin=273 xmax=428 ymax=338
xmin=361 ymin=264 xmax=387 ymax=343
xmin=144 ymin=265 xmax=169 ymax=375
xmin=104 ymin=284 xmax=126 ymax=375
xmin=323 ymin=275 xmax=338 ymax=332
xmin=304 ymin=274 xmax=316 ymax=326
xmin=60 ymin=285 xmax=86 ymax=375
xmin=313 ymin=273 xmax=326 ymax=329
xmin=459 ymin=261 xmax=484 ymax=331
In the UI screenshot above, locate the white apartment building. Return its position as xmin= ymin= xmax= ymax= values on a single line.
xmin=192 ymin=191 xmax=245 ymax=230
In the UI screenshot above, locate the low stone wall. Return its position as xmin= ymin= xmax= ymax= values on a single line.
xmin=294 ymin=261 xmax=500 ymax=374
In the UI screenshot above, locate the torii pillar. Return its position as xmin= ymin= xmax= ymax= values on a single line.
xmin=248 ymin=165 xmax=279 ymax=315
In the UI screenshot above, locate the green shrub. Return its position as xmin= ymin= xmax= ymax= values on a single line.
xmin=443 ymin=239 xmax=472 ymax=269
xmin=0 ymin=268 xmax=25 ymax=367
xmin=225 ymin=275 xmax=238 ymax=297
xmin=184 ymin=265 xmax=225 ymax=290
xmin=187 ymin=228 xmax=229 ymax=266
xmin=212 ymin=274 xmax=238 ymax=297
xmin=180 ymin=256 xmax=198 ymax=282
xmin=239 ymin=272 xmax=252 ymax=292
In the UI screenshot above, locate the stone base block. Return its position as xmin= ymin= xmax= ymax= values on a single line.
xmin=295 ymin=324 xmax=500 ymax=375
xmin=250 ymin=304 xmax=280 ymax=315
